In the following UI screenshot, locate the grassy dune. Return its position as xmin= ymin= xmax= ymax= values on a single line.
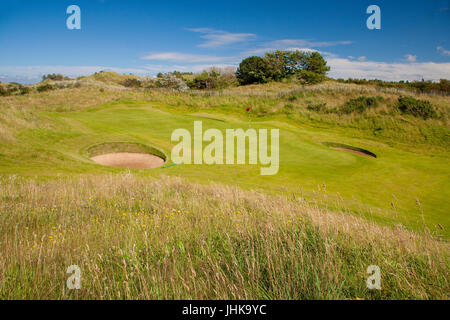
xmin=0 ymin=174 xmax=448 ymax=299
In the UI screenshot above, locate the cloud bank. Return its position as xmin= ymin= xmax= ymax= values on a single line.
xmin=141 ymin=52 xmax=236 ymax=63
xmin=327 ymin=58 xmax=450 ymax=81
xmin=186 ymin=28 xmax=256 ymax=48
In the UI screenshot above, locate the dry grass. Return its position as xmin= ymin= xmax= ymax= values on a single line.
xmin=0 ymin=86 xmax=149 ymax=113
xmin=77 ymin=71 xmax=140 ymax=85
xmin=0 ymin=173 xmax=448 ymax=299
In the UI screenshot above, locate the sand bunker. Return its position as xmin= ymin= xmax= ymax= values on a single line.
xmin=91 ymin=152 xmax=165 ymax=169
xmin=330 ymin=147 xmax=376 ymax=158
xmin=324 ymin=142 xmax=377 ymax=158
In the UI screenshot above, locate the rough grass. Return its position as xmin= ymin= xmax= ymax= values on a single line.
xmin=139 ymin=82 xmax=449 ymax=149
xmin=0 ymin=174 xmax=448 ymax=299
xmin=1 ymin=81 xmax=448 ymax=148
xmin=77 ymin=71 xmax=141 ymax=86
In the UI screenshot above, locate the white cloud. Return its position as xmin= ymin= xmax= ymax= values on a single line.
xmin=357 ymin=56 xmax=367 ymax=62
xmin=328 ymin=58 xmax=450 ymax=81
xmin=186 ymin=28 xmax=256 ymax=48
xmin=242 ymin=47 xmax=318 ymax=56
xmin=141 ymin=52 xmax=236 ymax=63
xmin=241 ymin=38 xmax=350 ymax=58
xmin=437 ymin=46 xmax=450 ymax=56
xmin=268 ymin=39 xmax=352 ymax=48
xmin=240 ymin=47 xmax=274 ymax=56
xmin=404 ymin=54 xmax=417 ymax=62
xmin=143 ymin=64 xmax=237 ymax=74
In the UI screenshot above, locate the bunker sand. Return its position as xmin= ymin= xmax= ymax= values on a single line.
xmin=90 ymin=152 xmax=165 ymax=169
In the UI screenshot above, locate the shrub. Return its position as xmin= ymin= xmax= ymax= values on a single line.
xmin=153 ymin=73 xmax=189 ymax=92
xmin=6 ymin=84 xmax=19 ymax=94
xmin=397 ymin=96 xmax=437 ymax=119
xmin=18 ymin=86 xmax=31 ymax=95
xmin=36 ymin=84 xmax=56 ymax=92
xmin=187 ymin=72 xmax=213 ymax=90
xmin=122 ymin=78 xmax=141 ymax=88
xmin=0 ymin=86 xmax=8 ymax=96
xmin=307 ymin=103 xmax=328 ymax=113
xmin=216 ymin=72 xmax=238 ymax=88
xmin=42 ymin=73 xmax=70 ymax=81
xmin=340 ymin=96 xmax=379 ymax=114
xmin=187 ymin=69 xmax=237 ymax=90
xmin=336 ymin=78 xmax=450 ymax=95
xmin=283 ymin=103 xmax=295 ymax=114
xmin=299 ymin=70 xmax=325 ymax=84
xmin=0 ymin=84 xmax=32 ymax=96
xmin=172 ymin=71 xmax=193 ymax=79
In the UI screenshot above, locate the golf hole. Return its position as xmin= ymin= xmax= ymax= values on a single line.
xmin=87 ymin=142 xmax=166 ymax=169
xmin=324 ymin=142 xmax=377 ymax=158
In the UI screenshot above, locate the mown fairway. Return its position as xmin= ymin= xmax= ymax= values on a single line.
xmin=1 ymin=96 xmax=448 ymax=236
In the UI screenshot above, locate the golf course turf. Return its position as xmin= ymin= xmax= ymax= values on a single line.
xmin=0 ymin=80 xmax=449 ymax=299
xmin=1 ymin=96 xmax=448 ymax=237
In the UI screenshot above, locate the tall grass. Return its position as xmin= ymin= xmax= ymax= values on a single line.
xmin=0 ymin=174 xmax=448 ymax=299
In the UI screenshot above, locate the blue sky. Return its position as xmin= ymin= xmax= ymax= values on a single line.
xmin=1 ymin=0 xmax=449 ymax=83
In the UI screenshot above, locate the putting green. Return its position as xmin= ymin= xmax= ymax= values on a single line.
xmin=1 ymin=100 xmax=449 ymax=236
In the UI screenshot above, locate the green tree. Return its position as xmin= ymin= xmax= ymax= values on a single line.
xmin=264 ymin=50 xmax=290 ymax=81
xmin=264 ymin=50 xmax=308 ymax=80
xmin=236 ymin=50 xmax=330 ymax=85
xmin=236 ymin=56 xmax=271 ymax=85
xmin=301 ymin=51 xmax=330 ymax=75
